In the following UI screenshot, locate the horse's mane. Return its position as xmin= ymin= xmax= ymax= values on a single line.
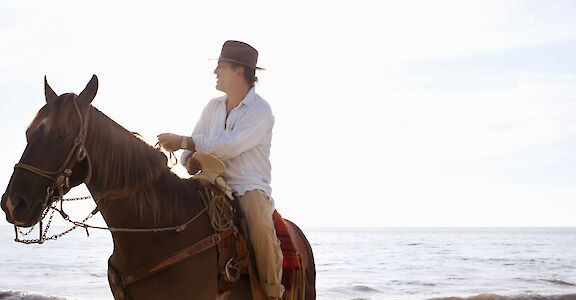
xmin=85 ymin=106 xmax=198 ymax=223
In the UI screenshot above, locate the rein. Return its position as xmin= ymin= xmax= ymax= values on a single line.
xmin=10 ymin=99 xmax=203 ymax=240
xmin=14 ymin=195 xmax=98 ymax=244
xmin=11 ymin=98 xmax=240 ymax=295
xmin=59 ymin=203 xmax=208 ymax=233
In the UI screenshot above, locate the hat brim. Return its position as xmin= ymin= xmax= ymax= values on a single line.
xmin=210 ymin=58 xmax=265 ymax=70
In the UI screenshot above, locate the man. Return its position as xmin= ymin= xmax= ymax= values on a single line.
xmin=157 ymin=40 xmax=284 ymax=299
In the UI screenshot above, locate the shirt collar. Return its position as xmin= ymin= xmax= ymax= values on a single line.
xmin=240 ymin=87 xmax=256 ymax=106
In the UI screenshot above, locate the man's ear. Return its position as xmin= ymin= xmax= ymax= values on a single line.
xmin=234 ymin=65 xmax=245 ymax=78
xmin=229 ymin=63 xmax=240 ymax=73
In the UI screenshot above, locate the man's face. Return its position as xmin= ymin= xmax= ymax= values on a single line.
xmin=213 ymin=60 xmax=241 ymax=92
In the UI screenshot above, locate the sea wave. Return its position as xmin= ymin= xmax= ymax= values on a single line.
xmin=0 ymin=291 xmax=65 ymax=300
xmin=331 ymin=285 xmax=383 ymax=294
xmin=429 ymin=293 xmax=576 ymax=300
xmin=542 ymin=279 xmax=576 ymax=286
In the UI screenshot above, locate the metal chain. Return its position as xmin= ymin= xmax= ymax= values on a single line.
xmin=15 ymin=184 xmax=227 ymax=243
xmin=65 ymin=207 xmax=208 ymax=233
xmin=54 ymin=196 xmax=93 ymax=201
xmin=15 ymin=198 xmax=54 ymax=242
xmin=15 ymin=195 xmax=94 ymax=244
xmin=15 ymin=185 xmax=216 ymax=243
xmin=19 ymin=141 xmax=182 ymax=242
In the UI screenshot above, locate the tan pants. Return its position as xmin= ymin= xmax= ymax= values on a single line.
xmin=239 ymin=190 xmax=285 ymax=298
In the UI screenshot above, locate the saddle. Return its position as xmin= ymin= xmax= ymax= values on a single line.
xmin=191 ymin=152 xmax=233 ymax=199
xmin=192 ymin=153 xmax=305 ymax=299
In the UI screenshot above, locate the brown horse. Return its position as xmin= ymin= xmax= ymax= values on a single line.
xmin=0 ymin=75 xmax=316 ymax=300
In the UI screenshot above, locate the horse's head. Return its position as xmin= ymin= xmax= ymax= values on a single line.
xmin=1 ymin=75 xmax=98 ymax=227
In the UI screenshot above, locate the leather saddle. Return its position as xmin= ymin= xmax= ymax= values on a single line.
xmin=191 ymin=153 xmax=304 ymax=299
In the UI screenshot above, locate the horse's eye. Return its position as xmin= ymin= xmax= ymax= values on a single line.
xmin=56 ymin=129 xmax=68 ymax=140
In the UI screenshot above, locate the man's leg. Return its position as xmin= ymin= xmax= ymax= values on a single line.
xmin=239 ymin=190 xmax=285 ymax=298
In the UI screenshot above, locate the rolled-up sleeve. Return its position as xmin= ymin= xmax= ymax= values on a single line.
xmin=180 ymin=149 xmax=192 ymax=167
xmin=193 ymin=108 xmax=273 ymax=160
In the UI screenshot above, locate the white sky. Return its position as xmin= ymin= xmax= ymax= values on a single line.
xmin=1 ymin=0 xmax=575 ymax=227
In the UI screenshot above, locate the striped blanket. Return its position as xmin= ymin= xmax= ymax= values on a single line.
xmin=273 ymin=210 xmax=302 ymax=291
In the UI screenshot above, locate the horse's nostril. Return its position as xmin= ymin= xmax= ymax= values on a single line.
xmin=5 ymin=194 xmax=31 ymax=226
xmin=6 ymin=196 xmax=17 ymax=217
xmin=7 ymin=194 xmax=27 ymax=214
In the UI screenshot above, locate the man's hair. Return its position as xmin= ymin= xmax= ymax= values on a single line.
xmin=230 ymin=62 xmax=258 ymax=86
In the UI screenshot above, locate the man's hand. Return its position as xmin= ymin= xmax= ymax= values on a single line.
xmin=157 ymin=133 xmax=182 ymax=152
xmin=184 ymin=154 xmax=202 ymax=175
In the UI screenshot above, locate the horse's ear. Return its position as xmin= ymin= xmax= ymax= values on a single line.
xmin=45 ymin=76 xmax=58 ymax=103
xmin=78 ymin=74 xmax=98 ymax=105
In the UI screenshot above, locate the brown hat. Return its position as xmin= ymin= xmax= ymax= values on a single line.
xmin=217 ymin=40 xmax=264 ymax=70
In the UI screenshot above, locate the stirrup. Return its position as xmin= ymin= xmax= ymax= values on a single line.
xmin=224 ymin=258 xmax=241 ymax=282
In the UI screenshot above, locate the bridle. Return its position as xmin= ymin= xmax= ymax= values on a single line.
xmin=14 ymin=98 xmax=93 ymax=212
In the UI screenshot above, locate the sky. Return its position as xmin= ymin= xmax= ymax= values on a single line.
xmin=1 ymin=0 xmax=575 ymax=227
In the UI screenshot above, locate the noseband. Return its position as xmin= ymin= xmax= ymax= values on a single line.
xmin=14 ymin=99 xmax=93 ymax=199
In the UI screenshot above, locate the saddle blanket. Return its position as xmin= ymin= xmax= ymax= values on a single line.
xmin=273 ymin=210 xmax=301 ymax=270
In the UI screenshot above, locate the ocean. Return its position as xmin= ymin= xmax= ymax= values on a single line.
xmin=1 ymin=225 xmax=575 ymax=300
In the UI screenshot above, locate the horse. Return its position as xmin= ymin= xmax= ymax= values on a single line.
xmin=1 ymin=75 xmax=316 ymax=300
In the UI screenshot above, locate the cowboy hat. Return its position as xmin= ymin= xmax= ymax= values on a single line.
xmin=216 ymin=40 xmax=265 ymax=70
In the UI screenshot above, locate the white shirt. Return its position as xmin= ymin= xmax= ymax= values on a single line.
xmin=182 ymin=87 xmax=274 ymax=197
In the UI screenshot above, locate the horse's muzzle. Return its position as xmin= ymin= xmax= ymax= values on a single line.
xmin=1 ymin=193 xmax=15 ymax=224
xmin=1 ymin=192 xmax=39 ymax=227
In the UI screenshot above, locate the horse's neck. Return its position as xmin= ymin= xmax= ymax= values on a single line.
xmin=82 ymin=109 xmax=170 ymax=219
xmin=82 ymin=111 xmax=212 ymax=268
